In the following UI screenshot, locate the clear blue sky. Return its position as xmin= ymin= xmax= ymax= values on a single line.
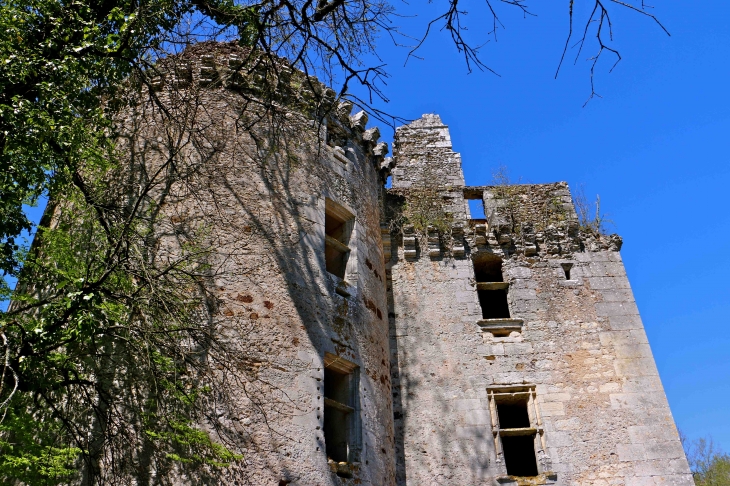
xmin=3 ymin=0 xmax=728 ymax=453
xmin=350 ymin=0 xmax=730 ymax=451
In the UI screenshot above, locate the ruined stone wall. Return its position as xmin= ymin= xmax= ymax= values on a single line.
xmin=385 ymin=115 xmax=692 ymax=485
xmin=117 ymin=43 xmax=395 ymax=485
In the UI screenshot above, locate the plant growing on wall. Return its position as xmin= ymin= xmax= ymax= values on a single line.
xmin=573 ymin=185 xmax=613 ymax=236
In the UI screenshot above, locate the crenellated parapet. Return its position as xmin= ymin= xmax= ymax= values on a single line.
xmin=386 ymin=183 xmax=623 ymax=262
xmin=384 ymin=114 xmax=622 ymax=263
xmin=133 ymin=41 xmax=390 ymax=170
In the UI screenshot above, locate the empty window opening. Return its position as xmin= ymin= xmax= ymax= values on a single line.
xmin=502 ymin=436 xmax=539 ymax=477
xmin=468 ymin=199 xmax=486 ymax=219
xmin=324 ymin=199 xmax=354 ymax=279
xmin=561 ymin=262 xmax=573 ymax=280
xmin=497 ymin=400 xmax=531 ymax=429
xmin=473 ymin=254 xmax=503 ymax=283
xmin=477 ymin=288 xmax=510 ymax=319
xmin=473 ymin=254 xmax=510 ymax=319
xmin=489 ymin=387 xmax=545 ymax=478
xmin=323 ymin=354 xmax=360 ymax=477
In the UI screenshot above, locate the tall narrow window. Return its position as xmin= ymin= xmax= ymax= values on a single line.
xmin=324 ymin=199 xmax=354 ymax=279
xmin=323 ymin=353 xmax=360 ymax=477
xmin=561 ymin=262 xmax=573 ymax=281
xmin=488 ymin=386 xmax=546 ymax=477
xmin=473 ymin=254 xmax=510 ymax=319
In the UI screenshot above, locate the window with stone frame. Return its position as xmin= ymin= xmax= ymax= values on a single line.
xmin=324 ymin=199 xmax=354 ymax=279
xmin=561 ymin=262 xmax=573 ymax=281
xmin=488 ymin=385 xmax=548 ymax=477
xmin=473 ymin=254 xmax=510 ymax=319
xmin=323 ymin=353 xmax=361 ymax=478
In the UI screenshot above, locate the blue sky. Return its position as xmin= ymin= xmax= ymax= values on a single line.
xmin=350 ymin=0 xmax=730 ymax=451
xmin=3 ymin=0 xmax=728 ymax=453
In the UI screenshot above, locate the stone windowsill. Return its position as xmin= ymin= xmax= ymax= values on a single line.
xmin=495 ymin=471 xmax=557 ymax=485
xmin=477 ymin=282 xmax=509 ymax=290
xmin=477 ymin=318 xmax=524 ymax=332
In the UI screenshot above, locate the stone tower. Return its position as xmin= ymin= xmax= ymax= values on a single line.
xmin=385 ymin=114 xmax=693 ymax=485
xmin=104 ymin=42 xmax=397 ymax=485
xmin=45 ymin=40 xmax=691 ymax=484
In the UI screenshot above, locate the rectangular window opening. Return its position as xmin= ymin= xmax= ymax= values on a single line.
xmin=323 ymin=354 xmax=360 ymax=477
xmin=561 ymin=262 xmax=573 ymax=281
xmin=497 ymin=400 xmax=531 ymax=429
xmin=324 ymin=199 xmax=354 ymax=279
xmin=478 ymin=289 xmax=511 ymax=319
xmin=468 ymin=199 xmax=487 ymax=219
xmin=502 ymin=435 xmax=539 ymax=477
xmin=489 ymin=387 xmax=544 ymax=478
xmin=473 ymin=255 xmax=510 ymax=319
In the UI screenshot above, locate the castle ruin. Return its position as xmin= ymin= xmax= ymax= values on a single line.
xmin=54 ymin=43 xmax=695 ymax=485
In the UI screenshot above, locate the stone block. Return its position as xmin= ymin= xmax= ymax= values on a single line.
xmin=542 ymin=392 xmax=571 ymax=402
xmin=596 ymin=301 xmax=640 ymax=317
xmin=644 ymin=440 xmax=685 ymax=460
xmin=617 ymin=443 xmax=646 ymax=462
xmin=633 ymin=458 xmax=690 ymax=476
xmin=349 ymin=110 xmax=368 ymax=131
xmin=610 ymin=392 xmax=669 ymax=410
xmin=621 ymin=376 xmax=664 ymax=393
xmin=511 ymin=288 xmax=537 ymax=300
xmin=540 ymin=402 xmax=566 ymax=417
xmin=630 ymin=328 xmax=650 ymax=344
xmin=588 ymin=277 xmax=618 ymax=290
xmin=599 ymin=382 xmax=621 ymax=393
xmin=613 ymin=343 xmax=654 ymax=359
xmin=502 ymin=342 xmax=534 ymax=355
xmin=628 ymin=425 xmax=680 ymax=444
xmin=554 ymin=417 xmax=580 ymax=430
xmin=603 ymin=262 xmax=628 ymax=277
xmin=614 ymin=358 xmax=658 ymax=377
xmin=545 ymin=431 xmax=573 ymax=448
xmin=652 ymin=475 xmax=695 ymax=486
xmin=598 ymin=289 xmax=636 ymax=302
xmin=609 ymin=315 xmax=644 ymax=330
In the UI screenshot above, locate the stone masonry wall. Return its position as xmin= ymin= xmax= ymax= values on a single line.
xmin=385 ymin=115 xmax=693 ymax=485
xmin=118 ymin=43 xmax=395 ymax=485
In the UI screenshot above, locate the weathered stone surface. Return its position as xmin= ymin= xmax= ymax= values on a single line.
xmin=386 ymin=115 xmax=692 ymax=485
xmin=116 ymin=48 xmax=691 ymax=486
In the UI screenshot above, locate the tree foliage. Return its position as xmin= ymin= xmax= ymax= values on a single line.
xmin=683 ymin=435 xmax=730 ymax=486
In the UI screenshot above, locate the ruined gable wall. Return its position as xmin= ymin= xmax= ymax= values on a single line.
xmin=385 ymin=115 xmax=692 ymax=485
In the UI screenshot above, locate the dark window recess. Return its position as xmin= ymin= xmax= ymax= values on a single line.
xmin=473 ymin=255 xmax=503 ymax=282
xmin=478 ymin=289 xmax=511 ymax=319
xmin=473 ymin=255 xmax=510 ymax=319
xmin=497 ymin=401 xmax=531 ymax=429
xmin=497 ymin=398 xmax=538 ymax=477
xmin=561 ymin=262 xmax=573 ymax=281
xmin=502 ymin=435 xmax=539 ymax=476
xmin=324 ymin=200 xmax=353 ymax=279
xmin=323 ymin=358 xmax=360 ymax=477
